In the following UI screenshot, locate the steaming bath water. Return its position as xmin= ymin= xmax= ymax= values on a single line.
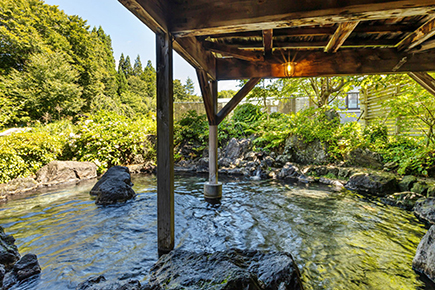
xmin=0 ymin=173 xmax=432 ymax=289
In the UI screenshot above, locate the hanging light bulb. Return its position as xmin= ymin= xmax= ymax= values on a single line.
xmin=283 ymin=62 xmax=296 ymax=77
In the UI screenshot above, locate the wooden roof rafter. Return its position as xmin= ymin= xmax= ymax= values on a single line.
xmin=324 ymin=22 xmax=360 ymax=53
xmin=398 ymin=15 xmax=435 ymax=51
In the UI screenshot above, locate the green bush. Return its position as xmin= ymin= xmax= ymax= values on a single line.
xmin=0 ymin=130 xmax=64 ymax=183
xmin=65 ymin=110 xmax=156 ymax=173
xmin=232 ymin=103 xmax=263 ymax=123
xmin=174 ymin=110 xmax=208 ymax=146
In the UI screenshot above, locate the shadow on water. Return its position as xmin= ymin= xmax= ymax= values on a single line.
xmin=0 ymin=173 xmax=433 ymax=290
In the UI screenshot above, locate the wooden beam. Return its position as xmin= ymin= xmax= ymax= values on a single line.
xmin=216 ymin=48 xmax=435 ymax=79
xmin=263 ymin=29 xmax=273 ymax=56
xmin=412 ymin=39 xmax=435 ymax=52
xmin=223 ymin=39 xmax=397 ymax=49
xmin=216 ymin=78 xmax=261 ymax=124
xmin=207 ymin=24 xmax=415 ymax=39
xmin=203 ymin=42 xmax=264 ymax=61
xmin=174 ymin=37 xmax=216 ymax=80
xmin=118 ymin=0 xmax=168 ymax=33
xmin=408 ymin=71 xmax=435 ymax=96
xmin=156 ymin=31 xmax=174 ymax=253
xmin=171 ymin=0 xmax=435 ymax=37
xmin=197 ymin=69 xmax=217 ymax=125
xmin=398 ymin=16 xmax=435 ymax=51
xmin=324 ymin=22 xmax=360 ymax=53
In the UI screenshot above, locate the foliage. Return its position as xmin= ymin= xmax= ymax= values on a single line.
xmin=232 ymin=103 xmax=264 ymax=123
xmin=64 ymin=111 xmax=156 ymax=173
xmin=0 ymin=128 xmax=65 ymax=183
xmin=174 ymin=110 xmax=208 ymax=146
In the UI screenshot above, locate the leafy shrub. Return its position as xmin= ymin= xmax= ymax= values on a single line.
xmin=363 ymin=122 xmax=388 ymax=144
xmin=174 ymin=110 xmax=208 ymax=146
xmin=232 ymin=103 xmax=263 ymax=123
xmin=0 ymin=130 xmax=64 ymax=183
xmin=65 ymin=111 xmax=156 ymax=173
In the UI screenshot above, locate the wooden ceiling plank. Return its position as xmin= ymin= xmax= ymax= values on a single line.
xmin=203 ymin=42 xmax=264 ymax=62
xmin=408 ymin=71 xmax=435 ymax=96
xmin=174 ymin=37 xmax=216 ymax=80
xmin=398 ymin=16 xmax=435 ymax=51
xmin=324 ymin=22 xmax=360 ymax=53
xmin=216 ymin=78 xmax=262 ymax=124
xmin=171 ymin=1 xmax=435 ymax=37
xmin=118 ymin=0 xmax=168 ymax=33
xmin=263 ymin=29 xmax=273 ymax=56
xmin=216 ymin=48 xmax=435 ymax=79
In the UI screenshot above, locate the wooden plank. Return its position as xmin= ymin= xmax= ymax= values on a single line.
xmin=196 ymin=69 xmax=217 ymax=125
xmin=412 ymin=39 xmax=435 ymax=52
xmin=408 ymin=71 xmax=435 ymax=96
xmin=216 ymin=78 xmax=261 ymax=124
xmin=228 ymin=39 xmax=397 ymax=49
xmin=203 ymin=41 xmax=264 ymax=61
xmin=171 ymin=0 xmax=435 ymax=37
xmin=324 ymin=22 xmax=360 ymax=53
xmin=174 ymin=37 xmax=216 ymax=80
xmin=209 ymin=81 xmax=218 ymax=185
xmin=156 ymin=31 xmax=174 ymax=253
xmin=263 ymin=29 xmax=273 ymax=56
xmin=216 ymin=48 xmax=435 ymax=80
xmin=207 ymin=24 xmax=415 ymax=39
xmin=398 ymin=16 xmax=435 ymax=51
xmin=118 ymin=0 xmax=168 ymax=33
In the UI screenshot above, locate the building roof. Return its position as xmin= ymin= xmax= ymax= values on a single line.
xmin=119 ymin=0 xmax=435 ymax=80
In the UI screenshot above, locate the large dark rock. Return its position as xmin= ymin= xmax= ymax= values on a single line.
xmin=345 ymin=148 xmax=383 ymax=170
xmin=76 ymin=275 xmax=140 ymax=290
xmin=0 ymin=227 xmax=20 ymax=271
xmin=36 ymin=161 xmax=97 ymax=185
xmin=399 ymin=175 xmax=418 ymax=192
xmin=278 ymin=162 xmax=303 ymax=182
xmin=414 ymin=198 xmax=435 ymax=225
xmin=381 ymin=192 xmax=424 ymax=210
xmin=413 ymin=225 xmax=435 ymax=283
xmin=284 ymin=136 xmax=329 ymax=165
xmin=346 ymin=172 xmax=398 ymax=196
xmin=2 ymin=254 xmax=41 ymax=289
xmin=144 ymin=249 xmax=303 ymax=290
xmin=224 ymin=138 xmax=251 ymax=160
xmin=90 ymin=166 xmax=136 ymax=205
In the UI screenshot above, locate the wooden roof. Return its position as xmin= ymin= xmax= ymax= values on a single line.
xmin=120 ymin=0 xmax=435 ymax=80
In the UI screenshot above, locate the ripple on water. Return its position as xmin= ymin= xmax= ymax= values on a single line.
xmin=0 ymin=174 xmax=432 ymax=290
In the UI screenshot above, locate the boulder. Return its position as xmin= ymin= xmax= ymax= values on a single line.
xmin=414 ymin=198 xmax=435 ymax=225
xmin=275 ymin=155 xmax=292 ymax=167
xmin=346 ymin=172 xmax=398 ymax=196
xmin=36 ymin=161 xmax=97 ymax=185
xmin=399 ymin=175 xmax=418 ymax=192
xmin=144 ymin=249 xmax=303 ymax=290
xmin=345 ymin=148 xmax=383 ymax=169
xmin=0 ymin=227 xmax=20 ymax=270
xmin=411 ymin=181 xmax=429 ymax=195
xmin=224 ymin=138 xmax=251 ymax=160
xmin=428 ymin=185 xmax=435 ymax=197
xmin=0 ymin=178 xmax=38 ymax=198
xmin=284 ymin=136 xmax=329 ymax=165
xmin=90 ymin=166 xmax=135 ymax=205
xmin=413 ymin=225 xmax=435 ymax=283
xmin=278 ymin=163 xmax=302 ymax=182
xmin=2 ymin=254 xmax=41 ymax=289
xmin=381 ymin=192 xmax=424 ymax=210
xmin=76 ymin=275 xmax=140 ymax=290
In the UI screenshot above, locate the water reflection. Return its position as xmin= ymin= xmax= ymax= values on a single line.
xmin=0 ymin=174 xmax=431 ymax=289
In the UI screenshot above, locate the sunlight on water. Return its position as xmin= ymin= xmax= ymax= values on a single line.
xmin=0 ymin=174 xmax=431 ymax=289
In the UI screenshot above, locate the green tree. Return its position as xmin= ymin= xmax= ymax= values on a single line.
xmin=142 ymin=60 xmax=156 ymax=100
xmin=218 ymin=90 xmax=236 ymax=99
xmin=280 ymin=77 xmax=357 ymax=108
xmin=124 ymin=55 xmax=133 ymax=77
xmin=118 ymin=53 xmax=126 ymax=74
xmin=2 ymin=51 xmax=83 ymax=123
xmin=173 ymin=79 xmax=188 ymax=101
xmin=133 ymin=55 xmax=143 ymax=76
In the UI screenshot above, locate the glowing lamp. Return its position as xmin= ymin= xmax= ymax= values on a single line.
xmin=283 ymin=62 xmax=296 ymax=77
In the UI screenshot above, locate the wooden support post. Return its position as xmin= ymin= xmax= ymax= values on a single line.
xmin=156 ymin=31 xmax=174 ymax=253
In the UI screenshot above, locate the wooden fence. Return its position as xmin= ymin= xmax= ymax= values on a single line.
xmin=360 ymin=85 xmax=429 ymax=137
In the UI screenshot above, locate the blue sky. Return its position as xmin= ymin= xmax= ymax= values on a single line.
xmin=43 ymin=0 xmax=238 ymax=94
